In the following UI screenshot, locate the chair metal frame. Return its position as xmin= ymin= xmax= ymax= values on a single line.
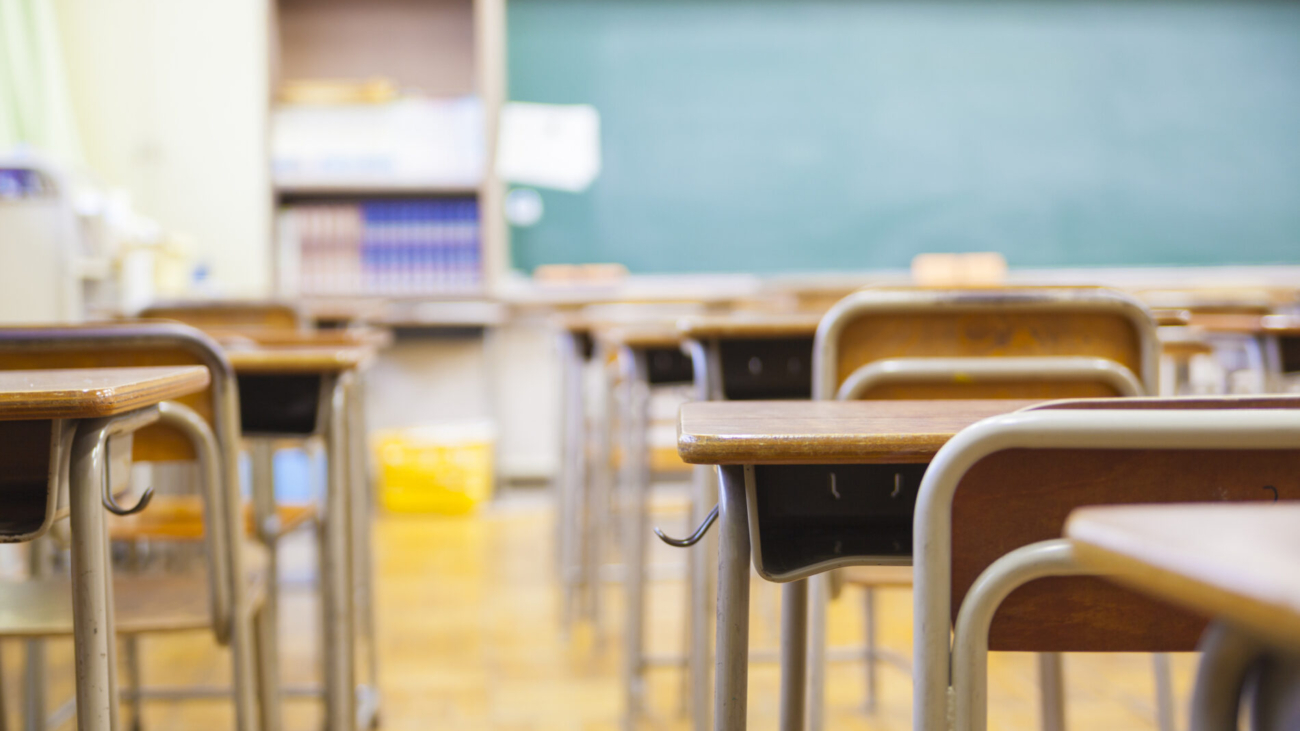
xmin=835 ymin=356 xmax=1144 ymax=401
xmin=0 ymin=324 xmax=276 ymax=731
xmin=813 ymin=287 xmax=1161 ymax=399
xmin=805 ymin=286 xmax=1160 ymax=731
xmin=913 ymin=406 xmax=1300 ymax=731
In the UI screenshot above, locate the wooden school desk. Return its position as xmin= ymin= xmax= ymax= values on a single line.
xmin=0 ymin=323 xmax=278 ymax=730
xmin=1189 ymin=313 xmax=1300 ymax=393
xmin=204 ymin=326 xmax=393 ymax=350
xmin=673 ymin=312 xmax=823 ymax=731
xmin=1066 ymin=502 xmax=1300 ymax=729
xmin=139 ymin=303 xmax=389 ymax=730
xmin=1157 ymin=328 xmax=1215 ymax=396
xmin=0 ymin=366 xmax=210 ymax=731
xmin=590 ymin=322 xmax=696 ymax=731
xmin=553 ymin=314 xmax=596 ymax=632
xmin=677 ymin=399 xmax=1040 ymax=731
xmin=224 ymin=341 xmax=379 ymax=731
xmin=139 ymin=300 xmax=306 ymax=332
xmin=553 ymin=313 xmax=682 ymax=633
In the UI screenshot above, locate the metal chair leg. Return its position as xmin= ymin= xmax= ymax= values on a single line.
xmin=863 ymin=587 xmax=878 ymax=714
xmin=1038 ymin=653 xmax=1067 ymax=731
xmin=1188 ymin=622 xmax=1265 ymax=731
xmin=1152 ymin=653 xmax=1176 ymax=731
xmin=950 ymin=540 xmax=1085 ymax=731
xmin=252 ymin=438 xmax=283 ymax=731
xmin=620 ymin=349 xmax=649 ymax=731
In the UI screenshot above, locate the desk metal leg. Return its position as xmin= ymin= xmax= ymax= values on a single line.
xmin=69 ymin=419 xmax=119 ymax=731
xmin=558 ymin=332 xmax=587 ymax=632
xmin=716 ymin=466 xmax=751 ymax=731
xmin=807 ymin=573 xmax=828 ymax=731
xmin=585 ymin=344 xmax=615 ymax=632
xmin=690 ymin=465 xmax=718 ymax=731
xmin=1242 ymin=335 xmax=1268 ymax=394
xmin=251 ymin=439 xmax=283 ymax=731
xmin=782 ymin=580 xmax=809 ymax=731
xmin=1262 ymin=334 xmax=1284 ymax=394
xmin=322 ymin=374 xmax=357 ymax=731
xmin=347 ymin=376 xmax=381 ymax=728
xmin=687 ymin=337 xmax=720 ymax=731
xmin=621 ymin=348 xmax=650 ymax=731
xmin=24 ymin=538 xmax=49 ymax=731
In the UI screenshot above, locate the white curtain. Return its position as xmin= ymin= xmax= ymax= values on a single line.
xmin=0 ymin=0 xmax=81 ymax=162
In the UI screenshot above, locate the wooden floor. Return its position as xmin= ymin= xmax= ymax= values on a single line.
xmin=1 ymin=489 xmax=1200 ymax=730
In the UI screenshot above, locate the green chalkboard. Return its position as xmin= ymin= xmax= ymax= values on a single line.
xmin=506 ymin=0 xmax=1300 ymax=273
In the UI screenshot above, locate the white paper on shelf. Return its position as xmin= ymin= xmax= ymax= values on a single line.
xmin=496 ymin=102 xmax=601 ymax=193
xmin=271 ymin=97 xmax=486 ymax=189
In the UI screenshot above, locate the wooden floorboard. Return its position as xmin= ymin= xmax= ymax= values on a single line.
xmin=1 ymin=490 xmax=1198 ymax=730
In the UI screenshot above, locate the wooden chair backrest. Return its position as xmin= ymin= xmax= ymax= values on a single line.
xmin=139 ymin=301 xmax=304 ymax=332
xmin=816 ymin=287 xmax=1158 ymax=399
xmin=949 ymin=395 xmax=1300 ymax=652
xmin=0 ymin=324 xmax=231 ymax=461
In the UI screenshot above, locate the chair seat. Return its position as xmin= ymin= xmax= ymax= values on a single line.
xmin=0 ymin=540 xmax=268 ymax=637
xmin=109 ymin=495 xmax=317 ymax=541
xmin=839 ymin=565 xmax=913 ymax=587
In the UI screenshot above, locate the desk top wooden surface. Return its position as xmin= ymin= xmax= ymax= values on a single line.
xmin=224 ymin=344 xmax=375 ymax=374
xmin=1263 ymin=315 xmax=1300 ymax=336
xmin=1151 ymin=308 xmax=1192 ymax=327
xmin=1067 ymin=502 xmax=1300 ymax=651
xmin=677 ymin=313 xmax=823 ymax=340
xmin=594 ymin=323 xmax=684 ymax=349
xmin=0 ymin=366 xmax=210 ymax=420
xmin=1189 ymin=313 xmax=1300 ymax=336
xmin=208 ymin=327 xmax=393 ymax=349
xmin=1157 ymin=327 xmax=1215 ymax=357
xmin=678 ymin=399 xmax=1042 ymax=465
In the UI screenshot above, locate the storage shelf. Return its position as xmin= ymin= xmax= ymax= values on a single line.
xmin=270 ymin=0 xmax=507 ymax=292
xmin=275 ymin=180 xmax=481 ymax=198
xmin=302 ymin=296 xmax=505 ymax=327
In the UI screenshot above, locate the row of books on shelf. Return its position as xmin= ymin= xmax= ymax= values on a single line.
xmin=279 ymin=198 xmax=482 ymax=296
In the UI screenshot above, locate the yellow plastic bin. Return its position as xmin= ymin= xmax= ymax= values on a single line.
xmin=374 ymin=421 xmax=496 ymax=515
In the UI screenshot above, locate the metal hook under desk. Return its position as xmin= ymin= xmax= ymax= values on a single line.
xmin=654 ymin=504 xmax=718 ymax=548
xmin=101 ymin=438 xmax=154 ymax=516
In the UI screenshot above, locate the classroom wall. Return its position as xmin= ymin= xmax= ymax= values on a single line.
xmin=507 ymin=0 xmax=1300 ymax=274
xmin=54 ymin=0 xmax=272 ymax=297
